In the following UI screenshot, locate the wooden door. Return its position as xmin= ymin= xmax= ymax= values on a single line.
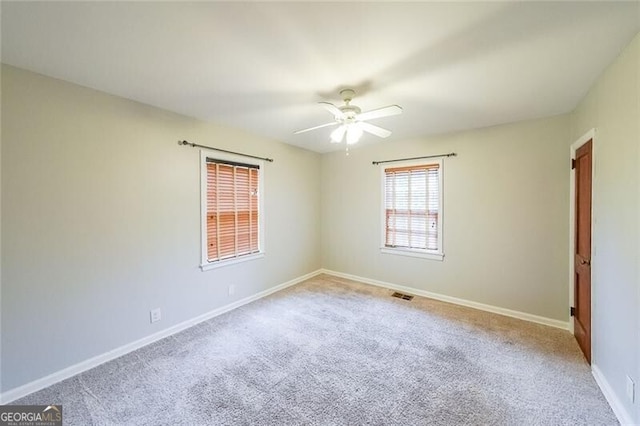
xmin=574 ymin=140 xmax=592 ymax=363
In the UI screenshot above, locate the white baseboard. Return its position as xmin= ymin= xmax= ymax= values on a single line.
xmin=320 ymin=269 xmax=569 ymax=330
xmin=592 ymin=364 xmax=636 ymax=425
xmin=0 ymin=269 xmax=322 ymax=404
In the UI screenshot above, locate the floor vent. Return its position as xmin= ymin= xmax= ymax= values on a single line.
xmin=391 ymin=292 xmax=414 ymax=301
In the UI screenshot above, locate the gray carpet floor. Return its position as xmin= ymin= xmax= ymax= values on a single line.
xmin=13 ymin=274 xmax=618 ymax=425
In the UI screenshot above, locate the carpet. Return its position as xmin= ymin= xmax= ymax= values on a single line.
xmin=12 ymin=274 xmax=618 ymax=425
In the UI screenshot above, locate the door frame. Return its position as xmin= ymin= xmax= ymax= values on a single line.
xmin=568 ymin=128 xmax=596 ymax=356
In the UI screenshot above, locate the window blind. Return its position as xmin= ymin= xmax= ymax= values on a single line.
xmin=384 ymin=164 xmax=439 ymax=251
xmin=206 ymin=160 xmax=259 ymax=262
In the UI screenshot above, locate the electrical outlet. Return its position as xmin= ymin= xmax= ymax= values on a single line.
xmin=228 ymin=284 xmax=235 ymax=296
xmin=150 ymin=308 xmax=161 ymax=323
xmin=626 ymin=376 xmax=635 ymax=403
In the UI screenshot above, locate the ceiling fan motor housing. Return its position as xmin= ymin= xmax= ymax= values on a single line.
xmin=338 ymin=105 xmax=361 ymax=122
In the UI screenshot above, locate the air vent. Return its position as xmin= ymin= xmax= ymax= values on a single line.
xmin=391 ymin=292 xmax=414 ymax=301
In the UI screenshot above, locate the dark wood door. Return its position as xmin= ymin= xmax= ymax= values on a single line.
xmin=574 ymin=140 xmax=592 ymax=363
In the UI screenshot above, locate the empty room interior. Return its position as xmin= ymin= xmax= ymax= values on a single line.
xmin=1 ymin=1 xmax=639 ymax=425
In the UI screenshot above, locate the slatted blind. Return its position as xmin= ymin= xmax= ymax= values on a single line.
xmin=384 ymin=164 xmax=439 ymax=251
xmin=206 ymin=160 xmax=259 ymax=262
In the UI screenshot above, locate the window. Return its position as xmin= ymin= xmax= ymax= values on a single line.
xmin=381 ymin=159 xmax=443 ymax=260
xmin=201 ymin=151 xmax=264 ymax=270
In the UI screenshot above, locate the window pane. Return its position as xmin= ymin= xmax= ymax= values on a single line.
xmin=206 ymin=160 xmax=260 ymax=262
xmin=384 ymin=164 xmax=439 ymax=251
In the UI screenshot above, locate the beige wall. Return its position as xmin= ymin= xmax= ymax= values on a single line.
xmin=570 ymin=33 xmax=639 ymax=423
xmin=0 ymin=65 xmax=322 ymax=391
xmin=321 ymin=115 xmax=570 ymax=321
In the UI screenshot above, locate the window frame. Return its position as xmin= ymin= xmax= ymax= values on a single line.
xmin=200 ymin=150 xmax=265 ymax=271
xmin=380 ymin=158 xmax=444 ymax=261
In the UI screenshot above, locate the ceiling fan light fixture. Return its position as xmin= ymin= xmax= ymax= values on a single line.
xmin=346 ymin=123 xmax=363 ymax=145
xmin=330 ymin=124 xmax=347 ymax=143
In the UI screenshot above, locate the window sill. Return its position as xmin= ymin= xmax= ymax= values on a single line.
xmin=200 ymin=252 xmax=264 ymax=271
xmin=380 ymin=247 xmax=444 ymax=261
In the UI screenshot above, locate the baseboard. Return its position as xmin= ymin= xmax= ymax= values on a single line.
xmin=0 ymin=269 xmax=322 ymax=404
xmin=592 ymin=364 xmax=636 ymax=425
xmin=320 ymin=269 xmax=569 ymax=330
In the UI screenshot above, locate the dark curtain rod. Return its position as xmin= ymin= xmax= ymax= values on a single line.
xmin=178 ymin=140 xmax=274 ymax=162
xmin=372 ymin=152 xmax=457 ymax=165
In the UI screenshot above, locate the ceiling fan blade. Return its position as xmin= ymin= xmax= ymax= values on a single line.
xmin=319 ymin=102 xmax=345 ymax=119
xmin=359 ymin=122 xmax=392 ymax=138
xmin=357 ymin=105 xmax=403 ymax=121
xmin=293 ymin=122 xmax=338 ymax=135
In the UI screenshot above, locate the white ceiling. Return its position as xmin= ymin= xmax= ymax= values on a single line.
xmin=2 ymin=1 xmax=639 ymax=153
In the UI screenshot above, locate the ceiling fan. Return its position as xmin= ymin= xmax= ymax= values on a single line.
xmin=294 ymin=89 xmax=403 ymax=145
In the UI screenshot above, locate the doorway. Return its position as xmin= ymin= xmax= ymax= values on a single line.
xmin=571 ymin=134 xmax=593 ymax=363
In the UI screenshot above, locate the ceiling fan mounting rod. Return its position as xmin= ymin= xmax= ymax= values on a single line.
xmin=340 ymin=88 xmax=356 ymax=104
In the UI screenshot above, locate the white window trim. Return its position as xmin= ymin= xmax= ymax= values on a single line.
xmin=380 ymin=158 xmax=444 ymax=261
xmin=200 ymin=149 xmax=265 ymax=271
xmin=380 ymin=247 xmax=444 ymax=261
